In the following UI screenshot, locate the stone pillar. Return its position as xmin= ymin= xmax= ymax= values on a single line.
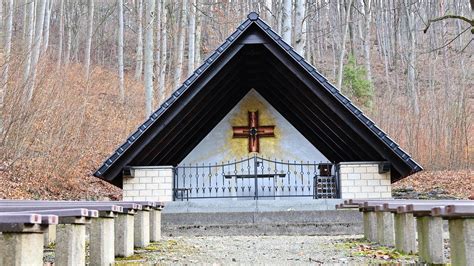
xmin=338 ymin=162 xmax=391 ymax=199
xmin=43 ymin=224 xmax=56 ymax=247
xmin=123 ymin=166 xmax=174 ymax=202
xmin=363 ymin=211 xmax=377 ymax=242
xmin=0 ymin=232 xmax=44 ymax=266
xmin=55 ymin=224 xmax=86 ymax=266
xmin=150 ymin=209 xmax=162 ymax=242
xmin=134 ymin=210 xmax=150 ymax=248
xmin=376 ymin=212 xmax=395 ymax=246
xmin=115 ymin=213 xmax=135 ymax=257
xmin=394 ymin=213 xmax=416 ymax=254
xmin=90 ymin=217 xmax=115 ymax=266
xmin=416 ymin=216 xmax=444 ymax=264
xmin=448 ymin=218 xmax=474 ymax=266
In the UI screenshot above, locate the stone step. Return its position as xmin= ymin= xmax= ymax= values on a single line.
xmin=163 ymin=210 xmax=362 ymax=236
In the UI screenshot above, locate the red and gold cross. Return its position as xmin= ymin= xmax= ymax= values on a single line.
xmin=232 ymin=111 xmax=275 ymax=153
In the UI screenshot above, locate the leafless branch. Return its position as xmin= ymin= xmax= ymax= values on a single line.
xmin=423 ymin=15 xmax=474 ymax=34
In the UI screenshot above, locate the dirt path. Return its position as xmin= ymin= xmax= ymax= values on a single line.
xmin=115 ymin=235 xmax=419 ymax=265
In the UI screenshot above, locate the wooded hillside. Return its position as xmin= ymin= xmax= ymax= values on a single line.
xmin=0 ymin=0 xmax=472 ymax=199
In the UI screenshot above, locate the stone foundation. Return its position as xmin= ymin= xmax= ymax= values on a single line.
xmin=338 ymin=162 xmax=391 ymax=199
xmin=123 ymin=166 xmax=173 ymax=202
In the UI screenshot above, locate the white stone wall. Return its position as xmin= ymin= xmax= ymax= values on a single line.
xmin=339 ymin=162 xmax=391 ymax=199
xmin=122 ymin=166 xmax=173 ymax=202
xmin=180 ymin=89 xmax=329 ymax=165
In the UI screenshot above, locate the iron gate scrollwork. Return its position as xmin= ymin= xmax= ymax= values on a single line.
xmin=173 ymin=155 xmax=340 ymax=200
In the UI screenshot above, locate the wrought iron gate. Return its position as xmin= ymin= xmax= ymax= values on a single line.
xmin=173 ymin=155 xmax=340 ymax=201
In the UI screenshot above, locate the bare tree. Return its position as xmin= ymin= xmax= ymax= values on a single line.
xmin=1 ymin=0 xmax=13 ymax=136
xmin=117 ymin=0 xmax=125 ymax=102
xmin=294 ymin=0 xmax=305 ymax=54
xmin=144 ymin=0 xmax=155 ymax=116
xmin=336 ymin=0 xmax=353 ymax=89
xmin=57 ymin=0 xmax=64 ymax=70
xmin=188 ymin=0 xmax=196 ymax=76
xmin=158 ymin=0 xmax=167 ymax=104
xmin=194 ymin=0 xmax=201 ymax=67
xmin=173 ymin=0 xmax=187 ymax=90
xmin=65 ymin=0 xmax=72 ymax=66
xmin=281 ymin=0 xmax=291 ymax=43
xmin=135 ymin=0 xmax=143 ymax=80
xmin=28 ymin=0 xmax=48 ymax=101
xmin=362 ymin=0 xmax=372 ymax=83
xmin=403 ymin=0 xmax=419 ymax=115
xmin=43 ymin=0 xmax=53 ymax=54
xmin=85 ymin=0 xmax=94 ymax=80
xmin=154 ymin=0 xmax=161 ymax=90
xmin=23 ymin=0 xmax=35 ymax=87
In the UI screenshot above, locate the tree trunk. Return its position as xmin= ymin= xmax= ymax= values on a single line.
xmin=0 ymin=0 xmax=3 ymax=51
xmin=363 ymin=0 xmax=372 ymax=83
xmin=188 ymin=0 xmax=196 ymax=76
xmin=65 ymin=0 xmax=72 ymax=66
xmin=281 ymin=0 xmax=291 ymax=44
xmin=22 ymin=0 xmax=28 ymax=40
xmin=117 ymin=0 xmax=125 ymax=102
xmin=1 ymin=0 xmax=13 ymax=136
xmin=85 ymin=0 xmax=94 ymax=80
xmin=23 ymin=0 xmax=35 ymax=86
xmin=403 ymin=0 xmax=419 ymax=115
xmin=57 ymin=0 xmax=64 ymax=70
xmin=43 ymin=0 xmax=53 ymax=54
xmin=144 ymin=0 xmax=155 ymax=116
xmin=294 ymin=0 xmax=305 ymax=54
xmin=135 ymin=0 xmax=143 ymax=80
xmin=172 ymin=0 xmax=187 ymax=91
xmin=336 ymin=0 xmax=353 ymax=89
xmin=194 ymin=0 xmax=201 ymax=66
xmin=154 ymin=0 xmax=161 ymax=91
xmin=28 ymin=0 xmax=47 ymax=102
xmin=158 ymin=0 xmax=167 ymax=104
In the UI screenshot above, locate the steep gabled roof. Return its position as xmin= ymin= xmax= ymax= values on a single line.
xmin=94 ymin=12 xmax=422 ymax=187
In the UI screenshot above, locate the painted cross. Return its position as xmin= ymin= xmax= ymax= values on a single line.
xmin=232 ymin=111 xmax=275 ymax=153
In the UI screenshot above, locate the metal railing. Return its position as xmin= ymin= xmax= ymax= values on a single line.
xmin=173 ymin=155 xmax=340 ymax=201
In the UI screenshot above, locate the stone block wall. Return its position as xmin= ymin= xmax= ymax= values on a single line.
xmin=122 ymin=166 xmax=173 ymax=202
xmin=338 ymin=162 xmax=391 ymax=199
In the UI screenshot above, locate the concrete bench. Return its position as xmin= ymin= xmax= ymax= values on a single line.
xmin=0 ymin=213 xmax=58 ymax=265
xmin=432 ymin=204 xmax=474 ymax=266
xmin=0 ymin=200 xmax=164 ymax=263
xmin=339 ymin=199 xmax=474 ymax=265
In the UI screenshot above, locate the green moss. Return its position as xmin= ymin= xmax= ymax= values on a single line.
xmin=115 ymin=254 xmax=145 ymax=261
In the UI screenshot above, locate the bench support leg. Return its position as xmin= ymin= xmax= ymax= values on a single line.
xmin=115 ymin=213 xmax=135 ymax=257
xmin=363 ymin=211 xmax=377 ymax=242
xmin=448 ymin=218 xmax=474 ymax=266
xmin=44 ymin=224 xmax=56 ymax=247
xmin=134 ymin=210 xmax=150 ymax=248
xmin=376 ymin=212 xmax=395 ymax=246
xmin=417 ymin=216 xmax=444 ymax=264
xmin=150 ymin=209 xmax=162 ymax=242
xmin=90 ymin=217 xmax=115 ymax=266
xmin=56 ymin=224 xmax=86 ymax=266
xmin=0 ymin=232 xmax=44 ymax=266
xmin=394 ymin=213 xmax=416 ymax=254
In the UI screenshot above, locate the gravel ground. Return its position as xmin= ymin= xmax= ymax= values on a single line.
xmin=114 ymin=235 xmax=420 ymax=265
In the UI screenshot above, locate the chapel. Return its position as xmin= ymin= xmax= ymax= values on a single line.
xmin=94 ymin=12 xmax=422 ymax=202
